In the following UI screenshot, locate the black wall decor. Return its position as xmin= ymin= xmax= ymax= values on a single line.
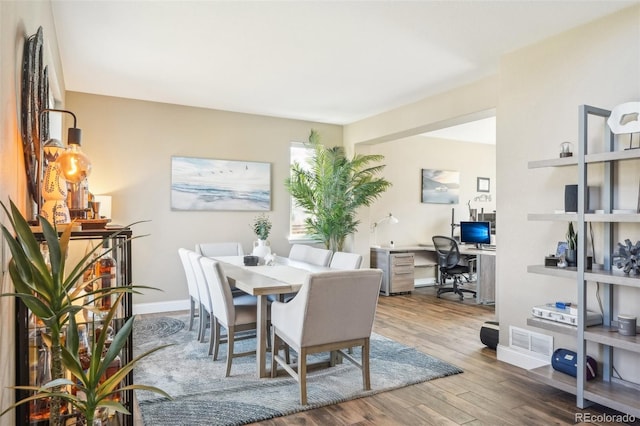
xmin=21 ymin=26 xmax=49 ymax=212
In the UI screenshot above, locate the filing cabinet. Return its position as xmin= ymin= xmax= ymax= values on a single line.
xmin=371 ymin=249 xmax=415 ymax=295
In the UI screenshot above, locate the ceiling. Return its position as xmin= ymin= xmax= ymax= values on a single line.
xmin=422 ymin=116 xmax=496 ymax=144
xmin=50 ymin=1 xmax=636 ymax=127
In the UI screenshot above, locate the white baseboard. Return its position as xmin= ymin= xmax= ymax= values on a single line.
xmin=133 ymin=299 xmax=190 ymax=315
xmin=496 ymin=343 xmax=551 ymax=370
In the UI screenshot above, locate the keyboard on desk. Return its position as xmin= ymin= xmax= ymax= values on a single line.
xmin=480 ymin=245 xmax=496 ymax=251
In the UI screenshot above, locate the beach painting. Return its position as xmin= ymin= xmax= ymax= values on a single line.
xmin=171 ymin=156 xmax=271 ymax=211
xmin=421 ymin=169 xmax=460 ymax=204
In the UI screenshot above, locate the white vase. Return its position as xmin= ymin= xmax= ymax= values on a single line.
xmin=252 ymin=239 xmax=271 ymax=260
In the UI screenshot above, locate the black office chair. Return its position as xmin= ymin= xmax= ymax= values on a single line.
xmin=432 ymin=235 xmax=477 ymax=300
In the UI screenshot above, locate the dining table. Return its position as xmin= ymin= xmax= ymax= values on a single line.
xmin=211 ymin=255 xmax=332 ymax=378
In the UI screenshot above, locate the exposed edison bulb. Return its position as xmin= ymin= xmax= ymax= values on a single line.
xmin=57 ymin=143 xmax=92 ymax=183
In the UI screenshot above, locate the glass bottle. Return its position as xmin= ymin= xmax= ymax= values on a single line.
xmin=30 ymin=331 xmax=51 ymax=421
xmin=72 ymin=324 xmax=91 ymax=399
xmin=99 ymin=329 xmax=121 ymax=402
xmin=94 ymin=239 xmax=116 ymax=313
xmin=102 ymin=353 xmax=122 ymax=402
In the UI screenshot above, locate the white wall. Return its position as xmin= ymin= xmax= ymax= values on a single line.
xmin=497 ymin=5 xmax=640 ymax=380
xmin=368 ymin=135 xmax=496 ymax=249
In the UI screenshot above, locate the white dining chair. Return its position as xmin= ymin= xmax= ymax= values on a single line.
xmin=288 ymin=244 xmax=333 ymax=266
xmin=178 ymin=248 xmax=202 ymax=333
xmin=329 ymin=252 xmax=363 ymax=270
xmin=195 ymin=242 xmax=245 ymax=257
xmin=199 ymin=256 xmax=265 ymax=376
xmin=187 ymin=250 xmax=258 ymax=349
xmin=196 ymin=242 xmax=247 ymax=296
xmin=187 ymin=250 xmax=216 ymax=343
xmin=270 ymin=269 xmax=383 ymax=405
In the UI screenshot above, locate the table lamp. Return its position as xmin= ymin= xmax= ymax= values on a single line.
xmin=47 ymin=109 xmax=93 ymax=219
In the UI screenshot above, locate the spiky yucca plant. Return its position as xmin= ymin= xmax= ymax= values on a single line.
xmin=0 ymin=200 xmax=168 ymax=425
xmin=286 ymin=129 xmax=392 ymax=251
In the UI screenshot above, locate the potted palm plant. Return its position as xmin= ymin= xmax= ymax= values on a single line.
xmin=0 ymin=200 xmax=170 ymax=425
xmin=286 ymin=129 xmax=392 ymax=252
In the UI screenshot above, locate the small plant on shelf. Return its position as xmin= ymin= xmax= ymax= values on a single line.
xmin=252 ymin=214 xmax=272 ymax=241
xmin=566 ymin=222 xmax=578 ymax=251
xmin=565 ymin=222 xmax=578 ymax=266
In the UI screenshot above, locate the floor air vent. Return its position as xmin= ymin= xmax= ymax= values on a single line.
xmin=509 ymin=326 xmax=553 ymax=359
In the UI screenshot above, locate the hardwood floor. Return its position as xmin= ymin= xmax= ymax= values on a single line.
xmin=134 ymin=286 xmax=638 ymax=425
xmin=247 ymin=286 xmax=638 ymax=426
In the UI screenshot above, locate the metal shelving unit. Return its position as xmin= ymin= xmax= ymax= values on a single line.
xmin=526 ymin=105 xmax=640 ymax=417
xmin=15 ymin=227 xmax=134 ymax=425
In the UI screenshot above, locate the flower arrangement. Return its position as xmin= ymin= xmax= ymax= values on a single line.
xmin=252 ymin=214 xmax=272 ymax=240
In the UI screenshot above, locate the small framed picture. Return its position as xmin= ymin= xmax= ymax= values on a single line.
xmin=556 ymin=241 xmax=568 ymax=257
xmin=477 ymin=177 xmax=490 ymax=193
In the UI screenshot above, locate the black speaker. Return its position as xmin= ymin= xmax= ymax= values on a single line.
xmin=480 ymin=321 xmax=499 ymax=350
xmin=564 ymin=185 xmax=578 ymax=213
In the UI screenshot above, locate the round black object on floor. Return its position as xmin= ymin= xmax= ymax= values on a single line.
xmin=480 ymin=321 xmax=499 ymax=349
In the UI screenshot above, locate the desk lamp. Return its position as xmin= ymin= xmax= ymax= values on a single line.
xmin=371 ymin=213 xmax=399 ymax=248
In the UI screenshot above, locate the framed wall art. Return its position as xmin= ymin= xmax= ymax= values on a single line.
xmin=421 ymin=169 xmax=460 ymax=204
xmin=171 ymin=156 xmax=271 ymax=211
xmin=477 ymin=177 xmax=490 ymax=193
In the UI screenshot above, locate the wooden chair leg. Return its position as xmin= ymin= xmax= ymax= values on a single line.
xmin=225 ymin=325 xmax=235 ymax=377
xmin=270 ymin=327 xmax=279 ymax=378
xmin=362 ymin=338 xmax=371 ymax=391
xmin=213 ymin=320 xmax=221 ymax=361
xmin=188 ymin=297 xmax=195 ymax=331
xmin=198 ymin=304 xmax=207 ymax=342
xmin=299 ymin=348 xmax=307 ymax=405
xmin=208 ymin=314 xmax=217 ymax=356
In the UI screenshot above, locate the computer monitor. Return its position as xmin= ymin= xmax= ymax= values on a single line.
xmin=460 ymin=221 xmax=491 ymax=246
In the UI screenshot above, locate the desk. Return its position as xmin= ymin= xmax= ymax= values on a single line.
xmin=370 ymin=245 xmax=496 ymax=304
xmin=212 ymin=256 xmax=331 ymax=378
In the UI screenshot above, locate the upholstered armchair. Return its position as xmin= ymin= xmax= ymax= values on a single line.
xmin=288 ymin=244 xmax=333 ymax=266
xmin=195 ymin=241 xmax=246 ymax=296
xmin=199 ymin=257 xmax=265 ymax=377
xmin=270 ymin=269 xmax=383 ymax=405
xmin=188 ymin=251 xmax=257 ymax=357
xmin=178 ymin=248 xmax=202 ymax=333
xmin=195 ymin=242 xmax=244 ymax=257
xmin=329 ymin=251 xmax=363 ymax=269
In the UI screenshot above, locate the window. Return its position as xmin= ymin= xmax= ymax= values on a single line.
xmin=289 ymin=142 xmax=313 ymax=239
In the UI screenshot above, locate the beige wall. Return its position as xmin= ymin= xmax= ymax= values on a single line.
xmin=498 ymin=5 xmax=640 ymax=379
xmin=65 ymin=92 xmax=342 ymax=307
xmin=367 ymin=135 xmax=496 ymax=249
xmin=343 ymin=76 xmax=497 ymax=151
xmin=2 ymin=2 xmax=639 ymax=420
xmin=0 ymin=2 xmax=65 ymax=423
xmin=344 ymin=76 xmax=499 ymax=262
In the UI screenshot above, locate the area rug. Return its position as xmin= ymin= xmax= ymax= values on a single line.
xmin=132 ymin=315 xmax=462 ymax=426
